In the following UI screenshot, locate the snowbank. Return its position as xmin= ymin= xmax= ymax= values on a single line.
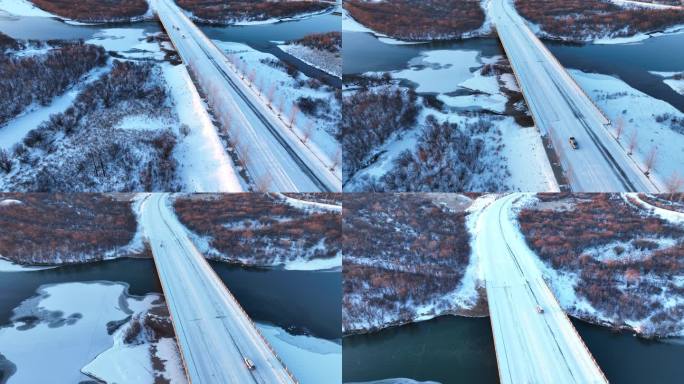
xmin=275 ymin=192 xmax=342 ymax=213
xmin=258 ymin=323 xmax=341 ymax=384
xmin=0 ymin=256 xmax=56 ymax=272
xmin=283 ymin=251 xmax=341 ymax=271
xmin=278 ymin=43 xmax=341 ymax=78
xmin=569 ymin=69 xmax=684 ymax=187
xmin=162 ymin=63 xmax=245 ymax=192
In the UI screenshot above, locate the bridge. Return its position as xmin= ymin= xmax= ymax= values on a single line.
xmin=139 ymin=193 xmax=298 ymax=384
xmin=152 ymin=0 xmax=341 ymax=192
xmin=475 ymin=194 xmax=608 ymax=384
xmin=490 ymin=0 xmax=660 ymax=193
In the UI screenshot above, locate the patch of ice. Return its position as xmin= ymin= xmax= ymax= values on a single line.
xmin=257 ymin=323 xmax=341 ymax=384
xmin=0 ymin=282 xmax=159 ymax=383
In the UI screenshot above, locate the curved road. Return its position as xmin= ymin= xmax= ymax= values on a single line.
xmin=140 ymin=193 xmax=297 ymax=384
xmin=475 ymin=194 xmax=608 ymax=383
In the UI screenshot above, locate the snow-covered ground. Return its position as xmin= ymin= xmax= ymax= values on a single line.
xmin=569 ymin=69 xmax=684 ymax=189
xmin=162 ymin=63 xmax=245 ymax=192
xmin=0 ymin=0 xmax=54 ymax=18
xmin=214 ymin=40 xmax=341 ymax=160
xmin=276 ymin=192 xmax=342 ymax=213
xmin=650 ymin=71 xmax=684 ymax=96
xmin=258 ymin=323 xmax=341 ymax=384
xmin=347 ymin=48 xmax=557 ymax=192
xmin=0 ymin=281 xmax=181 ymax=383
xmin=278 ymin=43 xmax=341 ymax=78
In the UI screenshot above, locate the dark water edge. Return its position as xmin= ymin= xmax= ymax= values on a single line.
xmin=209 ymin=261 xmax=342 ymax=340
xmin=343 ymin=315 xmax=499 ymax=384
xmin=343 ymin=314 xmax=684 ymax=384
xmin=342 ymin=30 xmax=684 ymax=113
xmin=0 ymin=258 xmax=340 ymax=341
xmin=573 ymin=318 xmax=684 ymax=383
xmin=201 ymin=12 xmax=341 ymax=87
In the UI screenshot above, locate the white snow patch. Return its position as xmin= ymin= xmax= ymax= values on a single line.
xmin=284 ymin=251 xmax=341 ymax=271
xmin=392 ymin=50 xmax=480 ymax=94
xmin=0 ymin=0 xmax=55 ymax=17
xmin=275 ymin=192 xmax=341 ymax=214
xmin=0 ymin=256 xmax=57 ymax=272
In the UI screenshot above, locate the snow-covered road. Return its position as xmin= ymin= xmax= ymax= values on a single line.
xmin=139 ymin=193 xmax=297 ymax=384
xmin=475 ymin=194 xmax=608 ymax=383
xmin=153 ymin=0 xmax=341 ymax=192
xmin=490 ymin=0 xmax=661 ymax=192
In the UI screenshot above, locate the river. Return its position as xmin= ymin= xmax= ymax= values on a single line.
xmin=342 ymin=30 xmax=684 ymax=113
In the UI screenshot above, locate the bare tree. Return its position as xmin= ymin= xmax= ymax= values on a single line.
xmin=254 ymin=173 xmax=273 ymax=192
xmin=331 ymin=148 xmax=341 ymax=171
xmin=247 ymin=69 xmax=256 ymax=87
xmin=628 ymin=130 xmax=638 ymax=155
xmin=266 ymin=85 xmax=276 ymax=108
xmin=614 ymin=117 xmax=624 ymax=140
xmin=302 ymin=120 xmax=314 ymax=143
xmin=277 ymin=98 xmax=285 ymax=117
xmin=644 ymin=146 xmax=658 ymax=175
xmin=665 ymin=172 xmax=684 ymax=193
xmin=288 ymin=105 xmax=299 ymax=128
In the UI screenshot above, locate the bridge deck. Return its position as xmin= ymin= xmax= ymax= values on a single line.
xmin=140 ymin=193 xmax=297 ymax=384
xmin=490 ymin=0 xmax=660 ymax=192
xmin=476 ymin=194 xmax=608 ymax=384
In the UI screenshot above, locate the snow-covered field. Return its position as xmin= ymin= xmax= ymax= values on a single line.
xmin=0 ymin=281 xmax=183 ymax=383
xmin=569 ymin=69 xmax=684 ymax=188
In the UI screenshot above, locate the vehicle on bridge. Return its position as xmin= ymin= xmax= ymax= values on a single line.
xmin=244 ymin=357 xmax=256 ymax=370
xmin=569 ymin=137 xmax=579 ymax=150
xmin=536 ymin=305 xmax=544 ymax=314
